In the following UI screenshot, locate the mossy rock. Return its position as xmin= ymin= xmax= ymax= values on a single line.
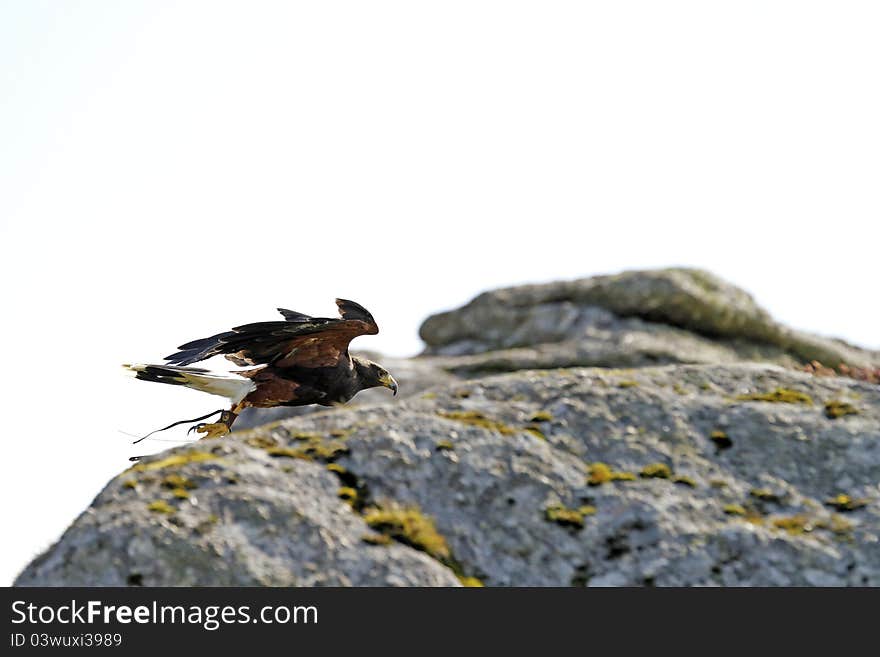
xmin=437 ymin=410 xmax=518 ymax=436
xmin=265 ymin=447 xmax=311 ymax=460
xmin=457 ymin=576 xmax=484 ymax=587
xmin=824 ymin=400 xmax=859 ymax=419
xmin=816 ymin=515 xmax=854 ymax=535
xmin=749 ymin=488 xmax=780 ymax=502
xmin=337 ymin=487 xmax=358 ymax=506
xmin=265 ymin=435 xmax=349 ymax=462
xmin=825 ymin=494 xmax=868 ymax=512
xmin=771 ymin=515 xmax=814 ymax=535
xmin=244 ymin=435 xmax=277 ymax=449
xmin=709 ymin=430 xmax=732 ymax=449
xmin=132 ymin=451 xmax=217 ymax=472
xmin=361 ymin=533 xmax=393 ymax=546
xmin=735 ymin=388 xmax=813 ymax=405
xmin=161 ymin=474 xmax=197 ymax=490
xmin=640 ymin=463 xmax=672 ymax=479
xmin=291 ymin=431 xmax=324 ymax=441
xmin=363 ymin=506 xmax=450 ymax=561
xmin=544 ymin=504 xmax=595 ymax=529
xmin=146 ymin=500 xmax=175 ymax=515
xmin=587 ymin=462 xmax=636 ymax=485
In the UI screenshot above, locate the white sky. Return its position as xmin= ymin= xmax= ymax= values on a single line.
xmin=1 ymin=1 xmax=877 ymax=585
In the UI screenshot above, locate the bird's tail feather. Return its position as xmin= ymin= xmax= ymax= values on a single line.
xmin=123 ymin=364 xmax=255 ymax=404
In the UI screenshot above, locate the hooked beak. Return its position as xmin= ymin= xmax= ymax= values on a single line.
xmin=380 ymin=373 xmax=399 ymax=396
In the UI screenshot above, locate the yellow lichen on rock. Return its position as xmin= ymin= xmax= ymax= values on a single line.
xmin=824 ymin=400 xmax=859 ymax=419
xmin=265 ymin=435 xmax=349 ymax=461
xmin=735 ymin=388 xmax=813 ymax=405
xmin=147 ymin=500 xmax=175 ymax=514
xmin=457 ymin=576 xmax=484 ymax=587
xmin=771 ymin=515 xmax=814 ymax=534
xmin=545 ymin=504 xmax=595 ymax=529
xmin=709 ymin=430 xmax=732 ymax=448
xmin=825 ymin=494 xmax=868 ymax=512
xmin=361 ymin=533 xmax=393 ymax=546
xmin=363 ymin=506 xmax=450 ymax=561
xmin=132 ymin=451 xmax=217 ymax=472
xmin=161 ymin=474 xmax=197 ymax=490
xmin=749 ymin=488 xmax=779 ymax=502
xmin=338 ymin=487 xmax=358 ymax=506
xmin=437 ymin=410 xmax=518 ymax=435
xmin=640 ymin=463 xmax=672 ymax=479
xmin=587 ymin=462 xmax=636 ymax=485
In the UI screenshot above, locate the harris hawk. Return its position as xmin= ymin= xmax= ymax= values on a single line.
xmin=124 ymin=299 xmax=398 ymax=439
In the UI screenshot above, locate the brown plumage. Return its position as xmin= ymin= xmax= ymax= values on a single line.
xmin=125 ymin=299 xmax=397 ymax=439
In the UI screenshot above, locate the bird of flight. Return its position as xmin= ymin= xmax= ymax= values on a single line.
xmin=124 ymin=299 xmax=398 ymax=440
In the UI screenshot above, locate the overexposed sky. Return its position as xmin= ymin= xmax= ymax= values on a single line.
xmin=1 ymin=1 xmax=877 ymax=585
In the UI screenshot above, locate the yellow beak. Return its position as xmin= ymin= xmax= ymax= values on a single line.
xmin=379 ymin=373 xmax=398 ymax=396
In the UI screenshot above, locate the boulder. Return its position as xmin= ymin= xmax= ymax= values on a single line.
xmin=17 ymin=363 xmax=880 ymax=586
xmin=420 ymin=268 xmax=879 ymax=372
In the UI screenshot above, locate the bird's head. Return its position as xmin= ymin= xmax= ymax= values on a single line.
xmin=353 ymin=357 xmax=398 ymax=396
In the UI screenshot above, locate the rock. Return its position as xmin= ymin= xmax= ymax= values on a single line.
xmin=17 ymin=449 xmax=459 ymax=587
xmin=420 ymin=268 xmax=880 ymax=372
xmin=17 ymin=363 xmax=880 ymax=587
xmin=18 ymin=269 xmax=880 ymax=586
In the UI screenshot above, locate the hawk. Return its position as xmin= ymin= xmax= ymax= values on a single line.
xmin=124 ymin=299 xmax=398 ymax=439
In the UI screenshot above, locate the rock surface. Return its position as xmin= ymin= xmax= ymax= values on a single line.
xmin=421 ymin=268 xmax=880 ymax=373
xmin=17 ymin=363 xmax=880 ymax=586
xmin=16 ymin=269 xmax=880 ymax=586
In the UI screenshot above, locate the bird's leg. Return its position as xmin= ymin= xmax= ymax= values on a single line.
xmin=189 ymin=403 xmax=243 ymax=440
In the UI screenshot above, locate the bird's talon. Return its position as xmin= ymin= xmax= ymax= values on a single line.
xmin=187 ymin=423 xmax=205 ymax=436
xmin=194 ymin=421 xmax=230 ymax=440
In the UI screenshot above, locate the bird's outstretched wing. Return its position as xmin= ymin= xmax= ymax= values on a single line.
xmin=164 ymin=299 xmax=378 ymax=368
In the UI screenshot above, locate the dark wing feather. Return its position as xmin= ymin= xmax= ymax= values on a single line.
xmin=335 ymin=298 xmax=377 ymax=324
xmin=163 ymin=300 xmax=379 ymax=368
xmin=277 ymin=308 xmax=313 ymax=322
